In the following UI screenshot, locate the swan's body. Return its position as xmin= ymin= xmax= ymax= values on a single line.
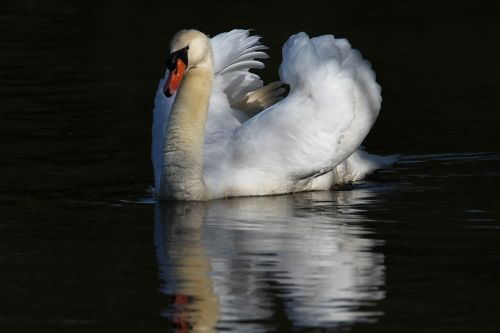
xmin=153 ymin=29 xmax=396 ymax=201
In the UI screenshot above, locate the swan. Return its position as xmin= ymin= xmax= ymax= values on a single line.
xmin=152 ymin=29 xmax=396 ymax=201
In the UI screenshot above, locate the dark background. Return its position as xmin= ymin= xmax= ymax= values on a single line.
xmin=1 ymin=0 xmax=499 ymax=332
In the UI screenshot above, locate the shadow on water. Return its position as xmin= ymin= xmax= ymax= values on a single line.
xmin=154 ymin=190 xmax=385 ymax=332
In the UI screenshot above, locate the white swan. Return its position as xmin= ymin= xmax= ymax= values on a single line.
xmin=152 ymin=29 xmax=396 ymax=201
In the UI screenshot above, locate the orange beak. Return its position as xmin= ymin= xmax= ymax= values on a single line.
xmin=164 ymin=58 xmax=186 ymax=97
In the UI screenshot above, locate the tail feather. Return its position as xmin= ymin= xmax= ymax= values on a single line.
xmin=334 ymin=149 xmax=400 ymax=183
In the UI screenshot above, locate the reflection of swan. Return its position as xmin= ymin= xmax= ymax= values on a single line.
xmin=152 ymin=29 xmax=397 ymax=200
xmin=155 ymin=190 xmax=385 ymax=331
xmin=154 ymin=202 xmax=219 ymax=333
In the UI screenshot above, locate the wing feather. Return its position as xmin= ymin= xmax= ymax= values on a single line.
xmin=210 ymin=29 xmax=269 ymax=100
xmin=206 ymin=29 xmax=285 ymax=134
xmin=227 ymin=32 xmax=382 ymax=182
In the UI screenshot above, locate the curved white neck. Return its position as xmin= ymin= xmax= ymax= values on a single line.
xmin=159 ymin=68 xmax=213 ymax=200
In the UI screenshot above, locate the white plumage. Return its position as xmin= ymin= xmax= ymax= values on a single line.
xmin=152 ymin=29 xmax=397 ymax=200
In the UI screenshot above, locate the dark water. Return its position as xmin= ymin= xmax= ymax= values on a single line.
xmin=1 ymin=0 xmax=500 ymax=332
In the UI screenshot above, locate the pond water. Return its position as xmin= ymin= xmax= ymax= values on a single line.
xmin=1 ymin=1 xmax=499 ymax=332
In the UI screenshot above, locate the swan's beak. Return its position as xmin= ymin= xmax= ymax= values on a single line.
xmin=164 ymin=47 xmax=189 ymax=97
xmin=164 ymin=59 xmax=186 ymax=97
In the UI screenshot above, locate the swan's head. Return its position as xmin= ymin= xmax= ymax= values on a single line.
xmin=164 ymin=29 xmax=212 ymax=97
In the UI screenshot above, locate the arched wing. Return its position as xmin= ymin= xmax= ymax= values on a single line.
xmin=230 ymin=33 xmax=382 ymax=181
xmin=207 ymin=30 xmax=286 ymax=134
xmin=211 ymin=29 xmax=269 ymax=102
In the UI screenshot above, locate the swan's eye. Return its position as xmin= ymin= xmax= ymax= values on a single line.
xmin=166 ymin=58 xmax=176 ymax=71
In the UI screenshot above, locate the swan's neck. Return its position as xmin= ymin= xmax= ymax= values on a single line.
xmin=159 ymin=67 xmax=213 ymax=200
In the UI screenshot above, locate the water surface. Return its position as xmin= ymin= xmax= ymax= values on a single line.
xmin=1 ymin=1 xmax=500 ymax=332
